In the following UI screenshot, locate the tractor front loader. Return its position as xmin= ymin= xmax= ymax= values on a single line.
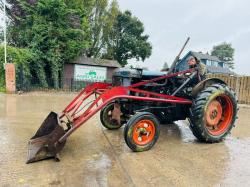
xmin=27 ymin=69 xmax=194 ymax=163
xmin=27 ymin=38 xmax=238 ymax=163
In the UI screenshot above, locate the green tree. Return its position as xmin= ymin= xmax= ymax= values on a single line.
xmin=101 ymin=0 xmax=119 ymax=57
xmin=2 ymin=0 xmax=152 ymax=87
xmin=87 ymin=0 xmax=108 ymax=57
xmin=211 ymin=42 xmax=235 ymax=69
xmin=5 ymin=0 xmax=90 ymax=88
xmin=85 ymin=0 xmax=120 ymax=58
xmin=104 ymin=10 xmax=152 ymax=66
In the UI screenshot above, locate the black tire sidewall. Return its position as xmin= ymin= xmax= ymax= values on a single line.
xmin=124 ymin=112 xmax=160 ymax=152
xmin=204 ymin=89 xmax=236 ymax=138
xmin=100 ymin=103 xmax=123 ymax=130
xmin=190 ymin=84 xmax=238 ymax=142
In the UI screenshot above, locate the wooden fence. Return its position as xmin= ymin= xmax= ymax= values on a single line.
xmin=207 ymin=74 xmax=250 ymax=104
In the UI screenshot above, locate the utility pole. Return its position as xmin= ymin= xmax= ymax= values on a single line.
xmin=3 ymin=0 xmax=7 ymax=66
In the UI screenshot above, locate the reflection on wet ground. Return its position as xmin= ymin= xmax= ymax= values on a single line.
xmin=0 ymin=93 xmax=250 ymax=186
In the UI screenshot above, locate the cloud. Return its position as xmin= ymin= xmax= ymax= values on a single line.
xmin=118 ymin=0 xmax=250 ymax=75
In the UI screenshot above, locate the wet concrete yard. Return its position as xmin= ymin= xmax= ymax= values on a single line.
xmin=0 ymin=93 xmax=250 ymax=187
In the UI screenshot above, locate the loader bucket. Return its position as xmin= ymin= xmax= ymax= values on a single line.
xmin=26 ymin=112 xmax=66 ymax=164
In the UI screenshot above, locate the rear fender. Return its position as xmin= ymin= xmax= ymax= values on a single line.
xmin=192 ymin=78 xmax=226 ymax=97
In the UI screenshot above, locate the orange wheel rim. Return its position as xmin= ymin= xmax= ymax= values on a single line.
xmin=132 ymin=119 xmax=156 ymax=146
xmin=205 ymin=94 xmax=233 ymax=136
xmin=205 ymin=100 xmax=223 ymax=126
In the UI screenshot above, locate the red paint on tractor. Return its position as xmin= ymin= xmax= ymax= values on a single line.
xmin=27 ymin=69 xmax=194 ymax=163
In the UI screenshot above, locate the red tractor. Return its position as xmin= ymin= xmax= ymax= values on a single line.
xmin=27 ymin=38 xmax=238 ymax=163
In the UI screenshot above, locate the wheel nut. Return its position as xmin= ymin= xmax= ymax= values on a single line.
xmin=138 ymin=137 xmax=142 ymax=141
xmin=144 ymin=123 xmax=148 ymax=128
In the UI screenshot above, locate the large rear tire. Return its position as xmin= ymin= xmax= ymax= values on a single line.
xmin=124 ymin=112 xmax=160 ymax=152
xmin=189 ymin=83 xmax=238 ymax=142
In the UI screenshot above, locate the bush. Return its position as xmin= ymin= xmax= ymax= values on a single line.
xmin=0 ymin=86 xmax=5 ymax=93
xmin=0 ymin=46 xmax=34 ymax=90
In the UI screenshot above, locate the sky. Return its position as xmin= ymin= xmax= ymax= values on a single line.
xmin=117 ymin=0 xmax=250 ymax=75
xmin=0 ymin=0 xmax=249 ymax=75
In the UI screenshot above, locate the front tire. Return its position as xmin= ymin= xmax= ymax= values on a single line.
xmin=124 ymin=112 xmax=160 ymax=152
xmin=100 ymin=103 xmax=125 ymax=130
xmin=189 ymin=83 xmax=238 ymax=142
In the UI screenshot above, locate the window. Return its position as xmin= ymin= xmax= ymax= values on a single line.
xmin=213 ymin=61 xmax=218 ymax=67
xmin=206 ymin=60 xmax=212 ymax=66
xmin=223 ymin=63 xmax=228 ymax=68
xmin=207 ymin=60 xmax=219 ymax=67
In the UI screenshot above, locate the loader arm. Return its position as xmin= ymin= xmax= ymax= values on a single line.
xmin=27 ymin=68 xmax=194 ymax=163
xmin=58 ymin=68 xmax=194 ymax=143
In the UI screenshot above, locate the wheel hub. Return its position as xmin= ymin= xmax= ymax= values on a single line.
xmin=132 ymin=120 xmax=155 ymax=145
xmin=210 ymin=109 xmax=218 ymax=119
xmin=206 ymin=100 xmax=223 ymax=126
